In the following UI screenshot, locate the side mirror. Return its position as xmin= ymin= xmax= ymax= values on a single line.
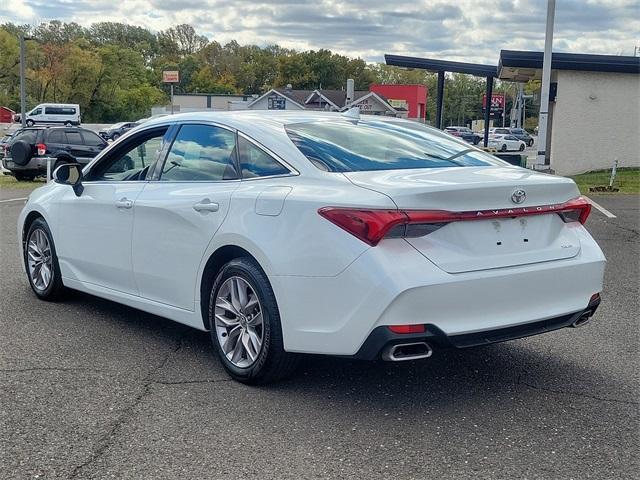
xmin=53 ymin=163 xmax=84 ymax=197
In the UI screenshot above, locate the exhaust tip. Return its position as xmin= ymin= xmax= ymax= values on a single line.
xmin=571 ymin=310 xmax=593 ymax=328
xmin=382 ymin=342 xmax=433 ymax=362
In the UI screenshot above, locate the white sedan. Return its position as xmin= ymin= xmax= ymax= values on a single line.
xmin=18 ymin=111 xmax=605 ymax=383
xmin=488 ymin=134 xmax=527 ymax=152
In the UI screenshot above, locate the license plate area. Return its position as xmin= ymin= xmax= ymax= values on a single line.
xmin=405 ymin=214 xmax=581 ymax=273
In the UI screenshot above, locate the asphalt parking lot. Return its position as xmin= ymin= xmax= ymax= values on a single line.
xmin=0 ymin=190 xmax=638 ymax=479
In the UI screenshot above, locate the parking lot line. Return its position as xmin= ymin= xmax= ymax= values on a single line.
xmin=0 ymin=197 xmax=28 ymax=204
xmin=584 ymin=196 xmax=617 ymax=218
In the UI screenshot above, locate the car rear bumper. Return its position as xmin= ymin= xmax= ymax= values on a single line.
xmin=271 ymin=225 xmax=605 ymax=356
xmin=353 ymin=295 xmax=601 ymax=360
xmin=3 ymin=157 xmax=56 ymax=172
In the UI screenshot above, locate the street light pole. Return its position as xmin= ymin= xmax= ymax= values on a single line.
xmin=536 ymin=0 xmax=556 ymax=166
xmin=19 ymin=35 xmax=26 ymax=127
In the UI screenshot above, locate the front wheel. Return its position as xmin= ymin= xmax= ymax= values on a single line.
xmin=24 ymin=217 xmax=66 ymax=301
xmin=519 ymin=144 xmax=525 ymax=151
xmin=64 ymin=121 xmax=73 ymax=127
xmin=209 ymin=257 xmax=299 ymax=384
xmin=500 ymin=144 xmax=507 ymax=152
xmin=26 ymin=120 xmax=34 ymax=127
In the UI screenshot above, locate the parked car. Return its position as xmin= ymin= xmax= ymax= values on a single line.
xmin=509 ymin=128 xmax=534 ymax=146
xmin=99 ymin=122 xmax=139 ymax=141
xmin=487 ymin=134 xmax=526 ymax=152
xmin=14 ymin=103 xmax=81 ymax=127
xmin=445 ymin=126 xmax=481 ymax=145
xmin=17 ymin=111 xmax=604 ymax=384
xmin=3 ymin=126 xmax=107 ymax=181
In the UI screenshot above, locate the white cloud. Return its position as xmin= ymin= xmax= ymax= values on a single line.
xmin=2 ymin=0 xmax=638 ymax=62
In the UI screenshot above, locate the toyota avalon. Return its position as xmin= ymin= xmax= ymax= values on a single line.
xmin=17 ymin=110 xmax=605 ymax=383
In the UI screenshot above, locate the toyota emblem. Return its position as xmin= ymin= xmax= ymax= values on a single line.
xmin=511 ymin=189 xmax=526 ymax=204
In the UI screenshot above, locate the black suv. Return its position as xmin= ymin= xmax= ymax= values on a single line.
xmin=2 ymin=126 xmax=107 ymax=181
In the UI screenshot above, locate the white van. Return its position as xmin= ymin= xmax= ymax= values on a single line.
xmin=23 ymin=103 xmax=81 ymax=127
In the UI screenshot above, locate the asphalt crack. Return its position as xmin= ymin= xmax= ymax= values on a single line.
xmin=68 ymin=331 xmax=188 ymax=479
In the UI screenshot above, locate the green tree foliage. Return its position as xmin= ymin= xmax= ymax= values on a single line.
xmin=0 ymin=20 xmax=517 ymax=125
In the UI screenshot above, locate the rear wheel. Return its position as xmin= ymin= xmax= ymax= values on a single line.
xmin=26 ymin=119 xmax=34 ymax=127
xmin=209 ymin=257 xmax=299 ymax=384
xmin=519 ymin=144 xmax=525 ymax=151
xmin=112 ymin=133 xmax=120 ymax=141
xmin=500 ymin=144 xmax=507 ymax=152
xmin=24 ymin=217 xmax=66 ymax=301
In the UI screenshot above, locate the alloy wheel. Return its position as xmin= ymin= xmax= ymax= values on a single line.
xmin=27 ymin=228 xmax=53 ymax=291
xmin=214 ymin=276 xmax=264 ymax=368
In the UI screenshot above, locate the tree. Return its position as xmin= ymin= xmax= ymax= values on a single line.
xmin=157 ymin=24 xmax=208 ymax=57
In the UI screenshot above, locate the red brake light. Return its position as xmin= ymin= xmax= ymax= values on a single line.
xmin=36 ymin=143 xmax=46 ymax=156
xmin=388 ymin=324 xmax=426 ymax=334
xmin=319 ymin=197 xmax=591 ymax=246
xmin=317 ymin=208 xmax=406 ymax=246
xmin=556 ymin=197 xmax=591 ymax=224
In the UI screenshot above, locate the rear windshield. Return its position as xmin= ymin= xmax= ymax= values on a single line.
xmin=285 ymin=119 xmax=504 ymax=172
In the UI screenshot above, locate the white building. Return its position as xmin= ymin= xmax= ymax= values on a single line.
xmin=498 ymin=51 xmax=639 ymax=175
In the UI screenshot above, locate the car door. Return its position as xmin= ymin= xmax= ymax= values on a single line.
xmin=131 ymin=123 xmax=241 ymax=311
xmin=55 ymin=126 xmax=170 ymax=294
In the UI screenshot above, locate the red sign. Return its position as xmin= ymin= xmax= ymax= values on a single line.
xmin=162 ymin=71 xmax=180 ymax=83
xmin=482 ymin=94 xmax=505 ymax=110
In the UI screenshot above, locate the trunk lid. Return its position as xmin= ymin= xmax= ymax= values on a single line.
xmin=344 ymin=166 xmax=583 ymax=273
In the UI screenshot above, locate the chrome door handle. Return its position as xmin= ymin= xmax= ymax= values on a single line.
xmin=115 ymin=198 xmax=133 ymax=209
xmin=193 ymin=199 xmax=219 ymax=212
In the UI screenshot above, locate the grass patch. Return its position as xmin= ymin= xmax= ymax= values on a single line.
xmin=571 ymin=168 xmax=639 ymax=195
xmin=0 ymin=174 xmax=45 ymax=189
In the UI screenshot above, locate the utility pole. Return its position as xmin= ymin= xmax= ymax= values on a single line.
xmin=536 ymin=0 xmax=555 ymax=166
xmin=19 ymin=35 xmax=26 ymax=127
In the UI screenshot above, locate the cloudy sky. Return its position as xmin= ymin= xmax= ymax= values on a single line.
xmin=3 ymin=0 xmax=639 ymax=63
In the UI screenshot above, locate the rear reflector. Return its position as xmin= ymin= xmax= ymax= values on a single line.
xmin=319 ymin=197 xmax=591 ymax=246
xmin=388 ymin=324 xmax=426 ymax=334
xmin=36 ymin=143 xmax=46 ymax=156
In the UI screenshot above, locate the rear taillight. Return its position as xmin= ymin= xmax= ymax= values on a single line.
xmin=319 ymin=197 xmax=592 ymax=246
xmin=556 ymin=197 xmax=591 ymax=225
xmin=36 ymin=143 xmax=46 ymax=156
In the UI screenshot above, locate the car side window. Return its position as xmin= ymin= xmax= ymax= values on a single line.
xmin=160 ymin=124 xmax=238 ymax=182
xmin=31 ymin=108 xmax=42 ymax=115
xmin=66 ymin=131 xmax=83 ymax=145
xmin=87 ymin=128 xmax=168 ymax=181
xmin=82 ymin=131 xmax=105 ymax=146
xmin=238 ymin=136 xmax=289 ymax=179
xmin=47 ymin=130 xmax=67 ymax=144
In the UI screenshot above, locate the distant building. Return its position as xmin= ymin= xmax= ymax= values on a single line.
xmin=0 ymin=106 xmax=15 ymax=124
xmin=369 ymin=84 xmax=427 ymax=120
xmin=151 ymin=93 xmax=252 ymax=116
xmin=246 ymin=83 xmax=406 ymax=117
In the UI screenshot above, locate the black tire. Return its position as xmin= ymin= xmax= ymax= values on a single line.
xmin=500 ymin=144 xmax=507 ymax=152
xmin=519 ymin=144 xmax=525 ymax=151
xmin=14 ymin=172 xmax=35 ymax=181
xmin=10 ymin=140 xmax=33 ymax=166
xmin=23 ymin=217 xmax=66 ymax=301
xmin=209 ymin=257 xmax=299 ymax=384
xmin=528 ymin=139 xmax=534 ymax=147
xmin=112 ymin=133 xmax=120 ymax=141
xmin=26 ymin=119 xmax=34 ymax=127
